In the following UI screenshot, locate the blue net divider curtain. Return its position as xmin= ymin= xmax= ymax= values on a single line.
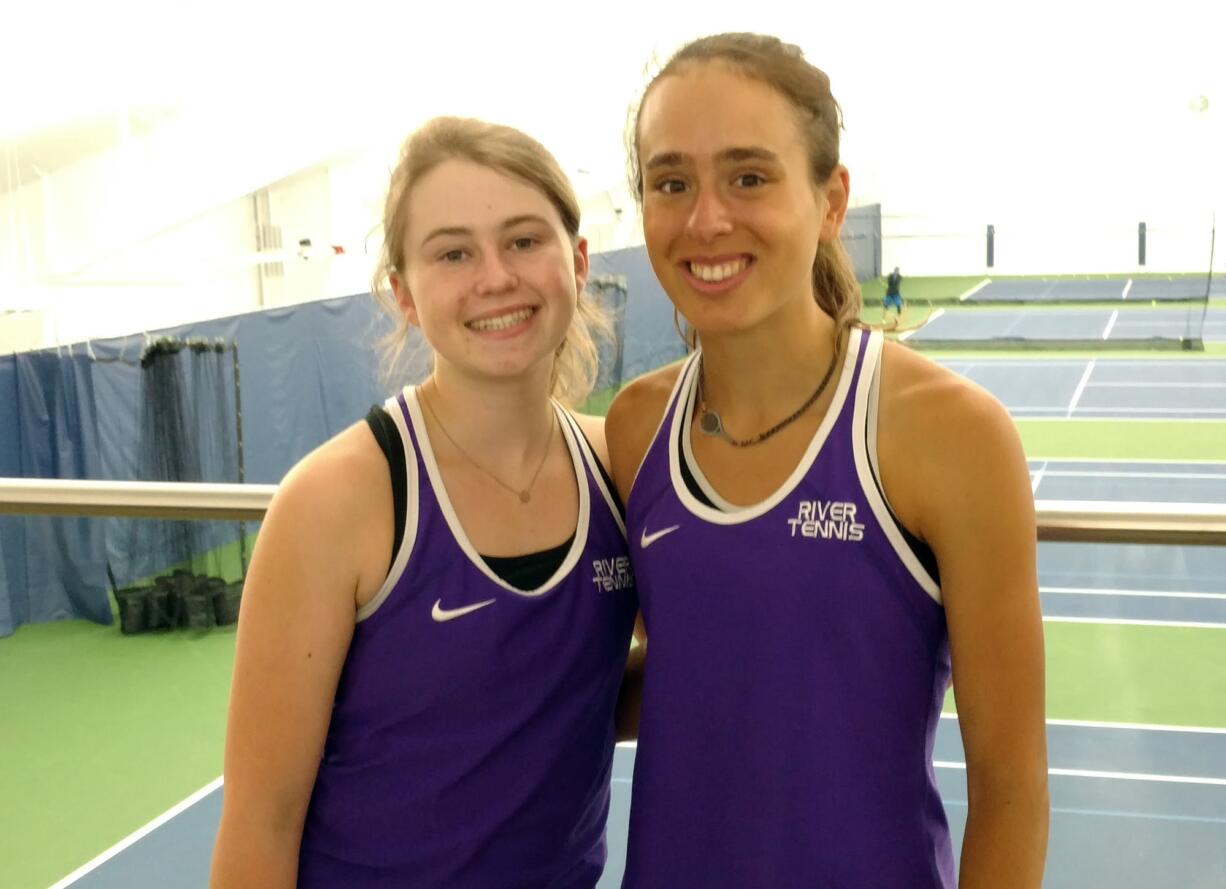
xmin=0 ymin=349 xmax=109 ymax=637
xmin=588 ymin=275 xmax=628 ymax=397
xmin=107 ymin=337 xmax=246 ymax=634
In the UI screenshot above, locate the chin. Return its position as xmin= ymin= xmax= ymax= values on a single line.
xmin=676 ymin=304 xmax=753 ymax=337
xmin=485 ymin=352 xmax=559 ymax=383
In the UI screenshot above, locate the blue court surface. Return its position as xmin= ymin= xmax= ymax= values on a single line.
xmin=49 ymin=526 xmax=1226 ymax=888
xmin=52 ymin=720 xmax=1226 ymax=889
xmin=906 ymin=304 xmax=1224 ymax=347
xmin=1031 ymin=460 xmax=1226 ymax=622
xmin=939 ymin=357 xmax=1226 ymax=418
xmin=961 ymin=276 xmax=1225 ymax=304
xmin=47 ymin=358 xmax=1226 ymax=889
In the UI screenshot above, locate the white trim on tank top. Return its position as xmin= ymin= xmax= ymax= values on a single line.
xmin=853 ymin=330 xmax=942 ymax=603
xmin=404 ymin=386 xmax=591 ymax=597
xmin=628 ymin=354 xmax=698 ymax=495
xmin=666 ymin=327 xmax=862 ymax=525
xmin=558 ymin=409 xmax=627 ymax=539
xmin=680 ymin=403 xmax=751 ymax=513
xmin=356 ymin=394 xmax=423 ymax=622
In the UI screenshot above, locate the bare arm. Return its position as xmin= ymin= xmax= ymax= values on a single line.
xmin=881 ymin=348 xmax=1048 ymax=888
xmin=615 ymin=614 xmax=648 ymax=741
xmin=604 ymin=371 xmax=677 ymax=741
xmin=604 ymin=366 xmax=681 ymax=506
xmin=210 ymin=426 xmax=391 ymax=888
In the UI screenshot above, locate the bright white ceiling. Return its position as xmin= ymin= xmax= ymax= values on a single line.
xmin=2 ymin=1 xmax=1223 ymax=227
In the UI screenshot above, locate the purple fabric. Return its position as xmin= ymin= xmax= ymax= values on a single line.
xmin=623 ymin=330 xmax=954 ymax=888
xmin=299 ymin=397 xmax=637 ymax=888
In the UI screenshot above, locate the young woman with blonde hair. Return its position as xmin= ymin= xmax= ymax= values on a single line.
xmin=211 ymin=116 xmax=637 ymax=888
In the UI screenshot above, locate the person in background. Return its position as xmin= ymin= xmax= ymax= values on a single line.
xmin=885 ymin=264 xmax=904 ymax=314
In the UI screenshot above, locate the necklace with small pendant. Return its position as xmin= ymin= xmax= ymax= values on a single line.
xmin=697 ymin=330 xmax=843 ymax=448
xmin=421 ymin=383 xmax=555 ymax=502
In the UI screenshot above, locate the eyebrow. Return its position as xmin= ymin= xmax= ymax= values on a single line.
xmin=644 ymin=146 xmax=781 ymax=170
xmin=420 ymin=214 xmax=553 ymax=247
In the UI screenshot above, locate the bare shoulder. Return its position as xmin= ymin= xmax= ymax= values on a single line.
xmin=264 ymin=420 xmax=393 ymax=602
xmin=877 ymin=341 xmax=1029 ymax=539
xmin=878 ymin=340 xmax=1018 ymax=453
xmin=278 ymin=421 xmax=389 ymax=519
xmin=605 ymin=360 xmax=685 ymax=436
xmin=569 ymin=412 xmax=612 ymax=472
xmin=604 ymin=361 xmax=686 ymax=501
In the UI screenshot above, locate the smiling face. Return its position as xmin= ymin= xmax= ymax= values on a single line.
xmin=637 ymin=62 xmax=846 ymax=340
xmin=393 ymin=158 xmax=589 ymax=386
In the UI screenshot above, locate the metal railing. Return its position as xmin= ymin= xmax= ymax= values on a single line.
xmin=2 ymin=478 xmax=1225 ymax=546
xmin=0 ymin=478 xmax=276 ymax=521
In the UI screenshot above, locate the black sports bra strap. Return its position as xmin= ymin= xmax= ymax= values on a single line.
xmin=365 ymin=405 xmax=408 ymax=576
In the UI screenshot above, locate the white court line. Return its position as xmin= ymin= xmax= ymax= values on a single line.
xmin=1030 ymin=461 xmax=1048 ymax=494
xmin=50 ymin=777 xmax=223 ymax=888
xmin=1043 ymin=717 xmax=1226 ymax=735
xmin=939 ymin=712 xmax=1226 ymax=735
xmin=1043 ymin=615 xmax=1226 ymax=630
xmin=935 ymin=760 xmax=1226 ymax=786
xmin=1102 ymin=309 xmax=1120 ymax=339
xmin=1015 ymin=414 xmax=1226 ymax=421
xmin=938 ymin=359 xmax=1226 ymax=366
xmin=1066 ymin=360 xmax=1096 ymax=418
xmin=1029 ymin=461 xmax=1226 ymax=468
xmin=48 ymin=723 xmax=1226 ymax=889
xmin=1039 ymin=469 xmax=1226 ymax=480
xmin=1063 ymin=407 xmax=1226 ymax=415
xmin=1012 ymin=407 xmax=1226 ymax=416
xmin=1122 ymin=279 xmax=1133 ymax=300
xmin=958 ymin=278 xmax=991 ymax=301
xmin=1008 ymin=407 xmax=1092 ymax=413
xmin=1042 ymin=587 xmax=1226 ymax=602
xmin=899 ymin=307 xmax=943 ymax=341
xmin=1087 ymin=381 xmax=1226 ymax=389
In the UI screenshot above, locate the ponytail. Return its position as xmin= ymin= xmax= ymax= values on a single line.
xmin=812 ymin=238 xmax=862 ymax=332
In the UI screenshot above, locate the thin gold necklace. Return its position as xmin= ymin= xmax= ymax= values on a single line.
xmin=420 ymin=382 xmax=555 ymax=503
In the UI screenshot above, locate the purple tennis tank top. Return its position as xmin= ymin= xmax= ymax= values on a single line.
xmin=623 ymin=329 xmax=954 ymax=888
xmin=297 ymin=388 xmax=638 ymax=888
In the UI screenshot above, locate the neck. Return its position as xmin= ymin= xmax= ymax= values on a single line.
xmin=421 ymin=360 xmax=557 ymax=470
xmin=698 ymin=296 xmax=841 ymax=419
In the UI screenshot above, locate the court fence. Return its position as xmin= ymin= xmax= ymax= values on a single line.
xmin=1 ymin=478 xmax=1224 ymax=631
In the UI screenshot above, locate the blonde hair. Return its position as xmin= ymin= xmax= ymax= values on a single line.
xmin=630 ymin=33 xmax=863 ymax=334
xmin=372 ymin=116 xmax=611 ymax=406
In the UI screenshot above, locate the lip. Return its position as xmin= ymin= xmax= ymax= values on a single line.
xmin=466 ymin=303 xmax=539 ymax=324
xmin=678 ymin=254 xmax=755 ymax=295
xmin=464 ymin=304 xmax=539 ymax=338
xmin=682 ymin=252 xmax=752 ymax=265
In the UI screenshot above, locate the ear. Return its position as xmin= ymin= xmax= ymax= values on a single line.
xmin=818 ymin=165 xmax=850 ymax=242
xmin=390 ymin=272 xmax=422 ymax=328
xmin=572 ymin=237 xmax=590 ymax=294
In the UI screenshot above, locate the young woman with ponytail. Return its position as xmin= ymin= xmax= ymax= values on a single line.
xmin=606 ymin=33 xmax=1048 ymax=889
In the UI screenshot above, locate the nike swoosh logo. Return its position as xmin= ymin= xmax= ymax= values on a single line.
xmin=640 ymin=525 xmax=680 ymax=549
xmin=431 ymin=598 xmax=497 ymax=623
